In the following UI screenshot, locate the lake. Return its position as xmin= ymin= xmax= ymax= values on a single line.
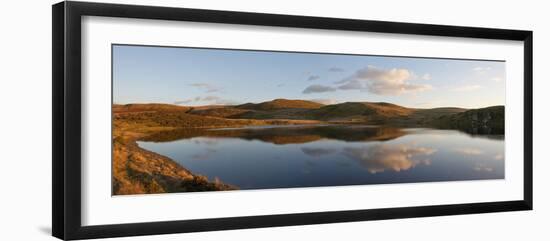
xmin=137 ymin=125 xmax=504 ymax=190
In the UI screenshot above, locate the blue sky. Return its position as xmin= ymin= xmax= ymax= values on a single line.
xmin=113 ymin=45 xmax=505 ymax=109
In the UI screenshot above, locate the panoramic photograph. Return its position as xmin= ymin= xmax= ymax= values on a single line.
xmin=112 ymin=44 xmax=505 ymax=195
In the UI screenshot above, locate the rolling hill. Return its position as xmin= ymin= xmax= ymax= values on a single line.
xmin=187 ymin=99 xmax=324 ymax=119
xmin=237 ymin=98 xmax=324 ymax=110
xmin=113 ymin=99 xmax=503 ymax=134
xmin=305 ymin=102 xmax=415 ymax=121
xmin=113 ymin=103 xmax=191 ymax=113
xmin=188 ymin=107 xmax=250 ymax=118
xmin=232 ymin=101 xmax=467 ymax=124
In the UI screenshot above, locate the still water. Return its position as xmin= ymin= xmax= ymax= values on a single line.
xmin=138 ymin=125 xmax=504 ymax=190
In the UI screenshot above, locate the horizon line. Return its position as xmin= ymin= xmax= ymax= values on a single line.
xmin=112 ymin=99 xmax=504 ymax=110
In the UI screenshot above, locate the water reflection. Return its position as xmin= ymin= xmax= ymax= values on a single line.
xmin=453 ymin=147 xmax=483 ymax=155
xmin=301 ymin=147 xmax=338 ymax=157
xmin=141 ymin=125 xmax=406 ymax=144
xmin=138 ymin=125 xmax=505 ymax=190
xmin=343 ymin=144 xmax=436 ymax=173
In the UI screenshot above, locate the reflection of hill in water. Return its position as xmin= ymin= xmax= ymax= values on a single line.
xmin=142 ymin=125 xmax=406 ymax=145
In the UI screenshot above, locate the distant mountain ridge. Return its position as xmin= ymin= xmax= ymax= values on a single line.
xmin=237 ymin=99 xmax=324 ymax=110
xmin=306 ymin=102 xmax=414 ymax=120
xmin=113 ymin=99 xmax=504 ymax=134
xmin=113 ymin=103 xmax=191 ymax=113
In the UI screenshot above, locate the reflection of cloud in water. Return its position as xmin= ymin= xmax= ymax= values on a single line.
xmin=301 ymin=147 xmax=337 ymax=158
xmin=473 ymin=163 xmax=494 ymax=172
xmin=343 ymin=144 xmax=436 ymax=173
xmin=192 ymin=138 xmax=220 ymax=146
xmin=191 ymin=153 xmax=209 ymax=161
xmin=454 ymin=148 xmax=483 ymax=155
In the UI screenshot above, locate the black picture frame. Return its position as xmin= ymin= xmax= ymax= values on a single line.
xmin=52 ymin=1 xmax=533 ymax=240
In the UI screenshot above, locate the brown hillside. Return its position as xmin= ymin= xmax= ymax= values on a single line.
xmin=189 ymin=107 xmax=251 ymax=118
xmin=113 ymin=103 xmax=191 ymax=113
xmin=237 ymin=98 xmax=324 ymax=110
xmin=307 ymin=102 xmax=414 ymax=121
xmin=114 ymin=111 xmax=267 ymax=130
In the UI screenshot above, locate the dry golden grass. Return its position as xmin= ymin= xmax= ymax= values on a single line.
xmin=188 ymin=107 xmax=250 ymax=118
xmin=113 ymin=103 xmax=191 ymax=113
xmin=238 ymin=98 xmax=324 ymax=110
xmin=112 ymin=111 xmax=246 ymax=195
xmin=112 ymin=135 xmax=237 ymax=195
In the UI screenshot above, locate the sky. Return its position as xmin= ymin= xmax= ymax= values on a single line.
xmin=112 ymin=44 xmax=506 ymax=109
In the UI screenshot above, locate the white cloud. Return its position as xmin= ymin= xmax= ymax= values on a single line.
xmin=307 ymin=75 xmax=321 ymax=81
xmin=302 ymin=84 xmax=337 ymax=94
xmin=336 ymin=65 xmax=433 ymax=95
xmin=174 ymin=96 xmax=237 ymax=105
xmin=452 ymin=85 xmax=482 ymax=92
xmin=189 ymin=83 xmax=222 ymax=93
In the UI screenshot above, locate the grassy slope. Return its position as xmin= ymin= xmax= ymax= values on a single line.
xmin=305 ymin=102 xmax=414 ymax=122
xmin=188 ymin=107 xmax=250 ymax=118
xmin=227 ymin=101 xmax=466 ymax=125
xmin=237 ymin=98 xmax=324 ymax=110
xmin=113 ymin=103 xmax=191 ymax=113
xmin=113 ymin=134 xmax=236 ymax=195
xmin=230 ymin=99 xmax=325 ymax=120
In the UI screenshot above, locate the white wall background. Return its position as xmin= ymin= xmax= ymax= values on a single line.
xmin=0 ymin=0 xmax=547 ymax=240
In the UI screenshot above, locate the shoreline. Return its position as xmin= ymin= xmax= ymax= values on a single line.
xmin=112 ymin=129 xmax=237 ymax=195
